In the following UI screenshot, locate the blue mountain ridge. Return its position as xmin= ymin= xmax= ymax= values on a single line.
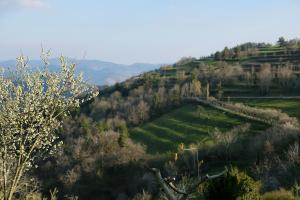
xmin=0 ymin=59 xmax=161 ymax=86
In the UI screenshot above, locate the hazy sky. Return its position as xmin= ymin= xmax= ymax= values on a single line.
xmin=1 ymin=0 xmax=300 ymax=64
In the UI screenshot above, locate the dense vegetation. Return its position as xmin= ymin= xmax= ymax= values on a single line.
xmin=2 ymin=37 xmax=300 ymax=199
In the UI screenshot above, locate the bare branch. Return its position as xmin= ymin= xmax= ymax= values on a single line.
xmin=148 ymin=167 xmax=226 ymax=200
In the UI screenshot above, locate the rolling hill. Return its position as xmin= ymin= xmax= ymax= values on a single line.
xmin=120 ymin=39 xmax=300 ymax=154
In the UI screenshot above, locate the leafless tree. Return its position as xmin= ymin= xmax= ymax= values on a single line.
xmin=257 ymin=63 xmax=272 ymax=94
xmin=148 ymin=167 xmax=225 ymax=200
xmin=277 ymin=65 xmax=294 ymax=90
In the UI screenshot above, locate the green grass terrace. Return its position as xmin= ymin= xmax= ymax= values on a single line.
xmin=130 ymin=103 xmax=267 ymax=154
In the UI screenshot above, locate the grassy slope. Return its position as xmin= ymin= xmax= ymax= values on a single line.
xmin=130 ymin=103 xmax=267 ymax=154
xmin=234 ymin=99 xmax=300 ymax=120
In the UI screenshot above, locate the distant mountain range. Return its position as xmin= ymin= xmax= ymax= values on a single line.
xmin=0 ymin=59 xmax=161 ymax=86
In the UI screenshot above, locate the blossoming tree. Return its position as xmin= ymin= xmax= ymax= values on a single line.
xmin=0 ymin=52 xmax=98 ymax=200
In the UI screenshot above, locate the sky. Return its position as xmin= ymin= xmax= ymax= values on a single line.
xmin=1 ymin=0 xmax=300 ymax=64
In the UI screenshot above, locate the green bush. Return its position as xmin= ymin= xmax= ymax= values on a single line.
xmin=262 ymin=189 xmax=294 ymax=200
xmin=203 ymin=167 xmax=261 ymax=200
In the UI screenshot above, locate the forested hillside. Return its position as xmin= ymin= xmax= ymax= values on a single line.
xmin=37 ymin=37 xmax=300 ymax=199
xmin=3 ymin=38 xmax=300 ymax=200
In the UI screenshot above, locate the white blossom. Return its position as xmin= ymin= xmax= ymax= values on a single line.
xmin=0 ymin=53 xmax=98 ymax=200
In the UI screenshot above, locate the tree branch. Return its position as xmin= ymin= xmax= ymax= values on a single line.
xmin=147 ymin=166 xmax=226 ymax=200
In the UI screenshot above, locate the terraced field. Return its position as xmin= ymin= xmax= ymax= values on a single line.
xmin=130 ymin=45 xmax=300 ymax=154
xmin=130 ymin=103 xmax=267 ymax=154
xmin=235 ymin=99 xmax=300 ymax=120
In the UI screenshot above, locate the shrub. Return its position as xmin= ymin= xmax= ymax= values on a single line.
xmin=203 ymin=167 xmax=261 ymax=200
xmin=262 ymin=189 xmax=294 ymax=200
